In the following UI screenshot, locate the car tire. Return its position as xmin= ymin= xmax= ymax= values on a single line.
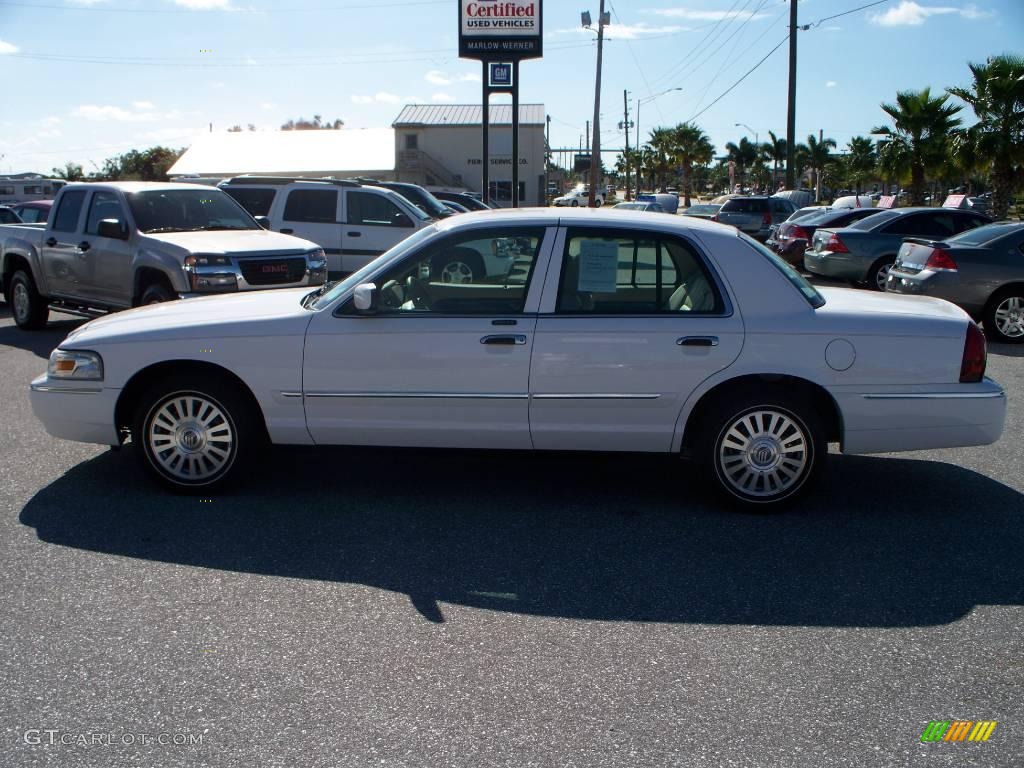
xmin=9 ymin=269 xmax=49 ymax=330
xmin=699 ymin=393 xmax=824 ymax=509
xmin=132 ymin=373 xmax=262 ymax=493
xmin=867 ymin=256 xmax=895 ymax=292
xmin=432 ymin=254 xmax=482 ymax=284
xmin=571 ymin=200 xmax=579 ymax=207
xmin=983 ymin=289 xmax=1024 ymax=344
xmin=140 ymin=282 xmax=174 ymax=305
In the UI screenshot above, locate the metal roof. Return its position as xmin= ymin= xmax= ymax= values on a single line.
xmin=393 ymin=104 xmax=545 ymax=127
xmin=167 ymin=128 xmax=396 ymax=177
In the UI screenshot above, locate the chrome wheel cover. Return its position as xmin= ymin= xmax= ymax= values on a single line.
xmin=994 ymin=296 xmax=1024 ymax=339
xmin=439 ymin=261 xmax=474 ymax=284
xmin=12 ymin=280 xmax=30 ymax=323
xmin=874 ymin=262 xmax=893 ymax=291
xmin=718 ymin=409 xmax=809 ymax=499
xmin=146 ymin=393 xmax=235 ymax=483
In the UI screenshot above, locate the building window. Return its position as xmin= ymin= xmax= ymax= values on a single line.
xmin=405 ymin=134 xmax=419 ymax=150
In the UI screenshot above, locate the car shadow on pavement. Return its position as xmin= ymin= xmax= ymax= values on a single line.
xmin=19 ymin=447 xmax=1024 ymax=627
xmin=0 ymin=304 xmax=84 ymax=359
xmin=988 ymin=341 xmax=1024 ymax=358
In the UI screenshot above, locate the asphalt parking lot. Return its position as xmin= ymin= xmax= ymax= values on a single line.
xmin=1 ymin=302 xmax=1022 ymax=768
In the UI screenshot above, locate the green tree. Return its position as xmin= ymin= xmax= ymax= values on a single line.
xmin=762 ymin=130 xmax=787 ymax=191
xmin=90 ymin=146 xmax=184 ymax=181
xmin=646 ymin=127 xmax=676 ymax=191
xmin=671 ymin=122 xmax=714 ymax=207
xmin=281 ymin=115 xmax=345 ymax=130
xmin=802 ymin=134 xmax=837 ymax=201
xmin=724 ymin=137 xmax=758 ymax=189
xmin=51 ymin=162 xmax=85 ymax=181
xmin=845 ymin=136 xmax=876 ymax=194
xmin=947 ymin=53 xmax=1024 ymax=219
xmin=873 ymin=87 xmax=962 ymax=206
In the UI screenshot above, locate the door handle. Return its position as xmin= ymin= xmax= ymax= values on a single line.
xmin=491 ymin=318 xmax=517 ymax=326
xmin=45 ymin=237 xmax=57 ymax=247
xmin=78 ymin=241 xmax=91 ymax=252
xmin=480 ymin=334 xmax=527 ymax=345
xmin=280 ymin=228 xmax=293 ymax=234
xmin=677 ymin=336 xmax=719 ymax=347
xmin=346 ymin=231 xmax=362 ymax=237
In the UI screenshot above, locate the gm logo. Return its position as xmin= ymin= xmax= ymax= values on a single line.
xmin=921 ymin=720 xmax=997 ymax=742
xmin=489 ymin=62 xmax=512 ymax=87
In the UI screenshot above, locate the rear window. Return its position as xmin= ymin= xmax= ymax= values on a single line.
xmin=848 ymin=210 xmax=900 ymax=230
xmin=721 ymin=198 xmax=768 ymax=213
xmin=948 ymin=222 xmax=1023 ymax=246
xmin=224 ymin=187 xmax=276 ymax=217
xmin=739 ymin=233 xmax=825 ymax=308
xmin=283 ymin=189 xmax=338 ymax=223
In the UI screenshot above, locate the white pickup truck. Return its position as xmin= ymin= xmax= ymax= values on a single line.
xmin=0 ymin=181 xmax=327 ymax=330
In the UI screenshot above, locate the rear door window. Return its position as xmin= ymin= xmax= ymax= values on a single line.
xmin=283 ymin=189 xmax=338 ymax=223
xmin=224 ymin=187 xmax=276 ymax=217
xmin=51 ymin=190 xmax=87 ymax=233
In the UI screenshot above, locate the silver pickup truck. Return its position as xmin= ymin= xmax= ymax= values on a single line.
xmin=0 ymin=181 xmax=327 ymax=329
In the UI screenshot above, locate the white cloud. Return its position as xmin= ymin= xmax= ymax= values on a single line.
xmin=41 ymin=116 xmax=61 ymax=126
xmin=132 ymin=100 xmax=155 ymax=110
xmin=869 ymin=1 xmax=992 ymax=26
xmin=652 ymin=8 xmax=768 ymax=22
xmin=425 ymin=70 xmax=451 ymax=86
xmin=71 ymin=104 xmax=159 ymax=122
xmin=172 ymin=0 xmax=234 ymax=9
xmin=260 ymin=102 xmax=275 ymax=110
xmin=350 ymin=91 xmax=402 ymax=104
xmin=431 ymin=92 xmax=455 ymax=103
xmin=826 ymin=81 xmax=837 ymax=88
xmin=38 ymin=129 xmax=62 ymax=138
xmin=0 ymin=39 xmax=19 ymax=54
xmin=425 ymin=70 xmax=481 ymax=85
xmin=556 ymin=22 xmax=683 ymax=39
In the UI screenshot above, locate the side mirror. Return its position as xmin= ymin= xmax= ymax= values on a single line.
xmin=393 ymin=212 xmax=412 ymax=228
xmin=97 ymin=218 xmax=128 ymax=239
xmin=254 ymin=215 xmax=271 ymax=229
xmin=353 ymin=282 xmax=378 ymax=313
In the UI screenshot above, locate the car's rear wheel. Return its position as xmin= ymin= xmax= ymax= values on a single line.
xmin=571 ymin=200 xmax=579 ymax=207
xmin=132 ymin=374 xmax=260 ymax=492
xmin=984 ymin=289 xmax=1024 ymax=344
xmin=867 ymin=256 xmax=895 ymax=291
xmin=701 ymin=394 xmax=824 ymax=508
xmin=9 ymin=269 xmax=49 ymax=330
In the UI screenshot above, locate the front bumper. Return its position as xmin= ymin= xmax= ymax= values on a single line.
xmin=30 ymin=375 xmax=120 ymax=446
xmin=803 ymin=249 xmax=869 ymax=281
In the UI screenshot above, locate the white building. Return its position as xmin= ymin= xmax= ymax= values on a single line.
xmin=167 ymin=104 xmax=547 ymax=206
xmin=392 ymin=104 xmax=546 ymax=206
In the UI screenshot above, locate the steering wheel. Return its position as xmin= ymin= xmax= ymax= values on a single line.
xmin=405 ymin=275 xmax=433 ymax=311
xmin=380 ymin=279 xmax=405 ymax=309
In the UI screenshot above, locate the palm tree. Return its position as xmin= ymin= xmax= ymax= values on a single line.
xmin=802 ymin=134 xmax=837 ymax=201
xmin=724 ymin=137 xmax=758 ymax=190
xmin=762 ymin=130 xmax=787 ymax=191
xmin=671 ymin=122 xmax=715 ymax=207
xmin=947 ymin=54 xmax=1024 ymax=219
xmin=647 ymin=128 xmax=676 ymax=191
xmin=845 ymin=136 xmax=876 ymax=194
xmin=873 ymin=87 xmax=962 ymax=206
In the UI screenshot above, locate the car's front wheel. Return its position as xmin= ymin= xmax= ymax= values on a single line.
xmin=702 ymin=394 xmax=824 ymax=508
xmin=133 ymin=374 xmax=261 ymax=492
xmin=9 ymin=269 xmax=49 ymax=330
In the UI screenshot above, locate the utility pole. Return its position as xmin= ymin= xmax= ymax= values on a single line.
xmin=588 ymin=0 xmax=607 ymax=207
xmin=815 ymin=127 xmax=823 ymax=202
xmin=545 ymin=114 xmax=551 ymax=201
xmin=785 ymin=0 xmax=797 ymax=189
xmin=620 ymin=89 xmax=634 ymax=201
xmin=585 ymin=120 xmax=590 ymax=155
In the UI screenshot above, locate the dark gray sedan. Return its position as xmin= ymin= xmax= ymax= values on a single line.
xmin=803 ymin=207 xmax=991 ymax=290
xmin=886 ymin=221 xmax=1024 ymax=343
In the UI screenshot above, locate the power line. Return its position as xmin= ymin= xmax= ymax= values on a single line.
xmin=686 ymin=35 xmax=789 ymax=123
xmin=804 ymin=0 xmax=890 ymax=28
xmin=0 ymin=0 xmax=448 ymax=12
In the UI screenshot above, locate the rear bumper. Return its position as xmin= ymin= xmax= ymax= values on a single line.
xmin=832 ymin=378 xmax=1007 ymax=454
xmin=885 ymin=270 xmax=985 ymax=319
xmin=29 ymin=375 xmax=120 ymax=446
xmin=803 ymin=249 xmax=869 ymax=281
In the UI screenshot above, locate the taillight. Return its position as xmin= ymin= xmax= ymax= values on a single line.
xmin=924 ymin=248 xmax=958 ymax=271
xmin=824 ymin=232 xmax=849 ymax=253
xmin=959 ymin=322 xmax=987 ymax=383
xmin=710 ymin=214 xmax=719 ymax=222
xmin=790 ymin=225 xmax=809 ymax=240
xmin=762 ymin=211 xmax=772 ymax=227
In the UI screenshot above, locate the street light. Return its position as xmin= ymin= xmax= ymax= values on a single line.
xmin=583 ymin=3 xmax=611 ymax=207
xmin=734 ymin=122 xmax=759 ymax=148
xmin=636 ymin=87 xmax=682 ymax=153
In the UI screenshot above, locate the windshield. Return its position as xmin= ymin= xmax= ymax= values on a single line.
xmin=739 ymin=233 xmax=825 ymax=308
xmin=128 ymin=188 xmax=258 ymax=233
xmin=948 ymin=222 xmax=1021 ymax=246
xmin=309 ymin=224 xmax=438 ymax=310
xmin=387 ymin=184 xmax=450 ymax=219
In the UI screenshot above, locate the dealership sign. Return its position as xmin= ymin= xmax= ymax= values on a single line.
xmin=459 ymin=0 xmax=543 ymax=60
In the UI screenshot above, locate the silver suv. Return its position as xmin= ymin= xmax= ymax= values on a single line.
xmin=715 ymin=196 xmax=796 ymax=241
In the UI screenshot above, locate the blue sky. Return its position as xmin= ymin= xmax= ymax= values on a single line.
xmin=0 ymin=0 xmax=1019 ymax=175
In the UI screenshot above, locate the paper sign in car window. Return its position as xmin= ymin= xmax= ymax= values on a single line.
xmin=577 ymin=240 xmax=619 ymax=292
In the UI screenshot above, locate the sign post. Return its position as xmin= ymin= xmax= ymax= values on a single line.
xmin=459 ymin=0 xmax=543 ymax=207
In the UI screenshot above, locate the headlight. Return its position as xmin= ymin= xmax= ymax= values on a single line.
xmin=48 ymin=349 xmax=103 ymax=380
xmin=307 ymin=249 xmax=327 ymax=269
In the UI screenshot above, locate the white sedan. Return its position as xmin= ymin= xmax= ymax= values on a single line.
xmin=30 ymin=209 xmax=1006 ymax=507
